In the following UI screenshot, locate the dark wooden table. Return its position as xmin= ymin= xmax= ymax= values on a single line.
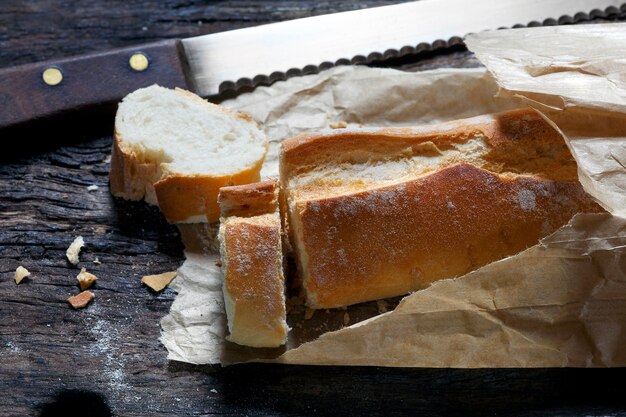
xmin=2 ymin=1 xmax=626 ymax=416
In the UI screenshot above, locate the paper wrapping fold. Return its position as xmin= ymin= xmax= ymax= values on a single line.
xmin=278 ymin=213 xmax=626 ymax=367
xmin=161 ymin=24 xmax=626 ymax=367
xmin=466 ymin=24 xmax=626 ymax=217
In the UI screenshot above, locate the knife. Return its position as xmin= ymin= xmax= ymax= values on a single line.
xmin=0 ymin=0 xmax=622 ymax=129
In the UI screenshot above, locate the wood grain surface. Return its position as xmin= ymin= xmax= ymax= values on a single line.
xmin=2 ymin=1 xmax=626 ymax=416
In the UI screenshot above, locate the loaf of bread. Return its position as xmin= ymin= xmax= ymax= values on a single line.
xmin=218 ymin=180 xmax=289 ymax=347
xmin=280 ymin=108 xmax=603 ymax=309
xmin=110 ymin=85 xmax=267 ymax=223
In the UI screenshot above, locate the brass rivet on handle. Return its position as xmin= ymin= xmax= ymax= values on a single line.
xmin=129 ymin=52 xmax=149 ymax=71
xmin=42 ymin=67 xmax=63 ymax=86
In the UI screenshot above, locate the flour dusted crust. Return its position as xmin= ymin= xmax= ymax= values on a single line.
xmin=280 ymin=108 xmax=604 ymax=308
xmin=110 ymin=86 xmax=267 ymax=223
xmin=218 ymin=180 xmax=288 ymax=347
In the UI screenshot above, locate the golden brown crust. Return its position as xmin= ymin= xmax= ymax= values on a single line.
xmin=218 ymin=179 xmax=278 ymax=218
xmin=154 ymin=160 xmax=263 ymax=223
xmin=297 ymin=164 xmax=602 ymax=308
xmin=67 ymin=291 xmax=94 ymax=309
xmin=141 ymin=271 xmax=177 ymax=292
xmin=281 ymin=109 xmax=577 ymax=182
xmin=281 ymin=108 xmax=604 ymax=308
xmin=76 ymin=268 xmax=97 ymax=291
xmin=220 ymin=214 xmax=287 ymax=347
xmin=112 ymin=130 xmax=264 ymax=223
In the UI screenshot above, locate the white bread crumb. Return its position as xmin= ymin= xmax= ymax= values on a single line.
xmin=87 ymin=185 xmax=99 ymax=191
xmin=15 ymin=266 xmax=30 ymax=284
xmin=66 ymin=236 xmax=85 ymax=265
xmin=93 ymin=257 xmax=102 ymax=265
xmin=77 ymin=268 xmax=97 ymax=290
xmin=330 ymin=121 xmax=348 ymax=129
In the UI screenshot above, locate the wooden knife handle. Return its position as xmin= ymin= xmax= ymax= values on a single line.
xmin=0 ymin=39 xmax=193 ymax=129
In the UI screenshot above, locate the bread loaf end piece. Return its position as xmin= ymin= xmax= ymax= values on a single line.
xmin=110 ymin=85 xmax=267 ymax=223
xmin=281 ymin=108 xmax=604 ymax=308
xmin=218 ymin=180 xmax=288 ymax=347
xmin=219 ymin=179 xmax=279 ymax=218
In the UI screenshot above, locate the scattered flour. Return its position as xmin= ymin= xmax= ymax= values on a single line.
xmin=89 ymin=314 xmax=131 ymax=400
xmin=5 ymin=341 xmax=22 ymax=354
xmin=517 ymin=189 xmax=536 ymax=211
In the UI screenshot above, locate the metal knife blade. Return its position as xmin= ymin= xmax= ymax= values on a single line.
xmin=0 ymin=0 xmax=622 ymax=129
xmin=183 ymin=0 xmax=624 ymax=96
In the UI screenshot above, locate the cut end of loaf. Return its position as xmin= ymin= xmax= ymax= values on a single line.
xmin=218 ymin=180 xmax=288 ymax=348
xmin=219 ymin=213 xmax=288 ymax=348
xmin=110 ymin=85 xmax=268 ymax=223
xmin=219 ymin=179 xmax=279 ymax=218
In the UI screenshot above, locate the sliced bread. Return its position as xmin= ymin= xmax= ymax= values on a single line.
xmin=110 ymin=85 xmax=268 ymax=223
xmin=218 ymin=180 xmax=289 ymax=347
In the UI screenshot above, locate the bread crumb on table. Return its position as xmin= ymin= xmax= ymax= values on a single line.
xmin=329 ymin=121 xmax=348 ymax=129
xmin=142 ymin=271 xmax=177 ymax=292
xmin=93 ymin=257 xmax=102 ymax=265
xmin=77 ymin=268 xmax=97 ymax=290
xmin=87 ymin=185 xmax=99 ymax=191
xmin=68 ymin=290 xmax=94 ymax=309
xmin=14 ymin=266 xmax=30 ymax=284
xmin=66 ymin=236 xmax=84 ymax=265
xmin=304 ymin=307 xmax=315 ymax=320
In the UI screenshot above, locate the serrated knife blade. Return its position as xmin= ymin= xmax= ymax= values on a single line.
xmin=184 ymin=0 xmax=624 ymax=96
xmin=0 ymin=0 xmax=623 ymax=129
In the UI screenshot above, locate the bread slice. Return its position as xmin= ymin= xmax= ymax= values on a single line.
xmin=110 ymin=85 xmax=268 ymax=223
xmin=280 ymin=108 xmax=603 ymax=309
xmin=218 ymin=180 xmax=289 ymax=347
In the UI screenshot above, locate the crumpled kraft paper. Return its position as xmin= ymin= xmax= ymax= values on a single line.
xmin=466 ymin=24 xmax=626 ymax=217
xmin=278 ymin=213 xmax=626 ymax=367
xmin=161 ymin=25 xmax=626 ymax=366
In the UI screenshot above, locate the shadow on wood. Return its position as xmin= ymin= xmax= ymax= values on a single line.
xmin=0 ymin=106 xmax=116 ymax=164
xmin=168 ymin=362 xmax=626 ymax=417
xmin=112 ymin=198 xmax=184 ymax=257
xmin=39 ymin=390 xmax=111 ymax=417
